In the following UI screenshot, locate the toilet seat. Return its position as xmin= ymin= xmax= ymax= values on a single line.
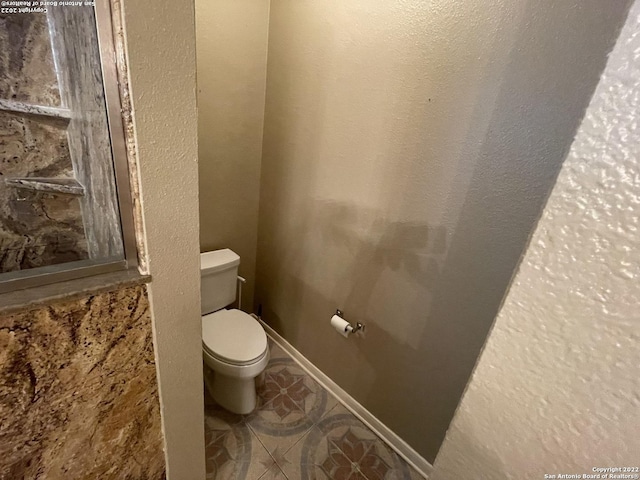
xmin=203 ymin=343 xmax=268 ymax=366
xmin=202 ymin=309 xmax=267 ymax=366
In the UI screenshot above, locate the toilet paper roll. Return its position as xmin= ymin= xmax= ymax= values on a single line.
xmin=331 ymin=314 xmax=352 ymax=338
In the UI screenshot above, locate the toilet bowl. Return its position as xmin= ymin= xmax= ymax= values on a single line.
xmin=202 ymin=308 xmax=269 ymax=414
xmin=200 ymin=249 xmax=269 ymax=414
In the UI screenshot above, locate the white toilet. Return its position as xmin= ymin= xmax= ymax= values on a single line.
xmin=201 ymin=248 xmax=269 ymax=414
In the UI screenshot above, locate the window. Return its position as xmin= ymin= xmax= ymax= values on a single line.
xmin=0 ymin=0 xmax=136 ymax=293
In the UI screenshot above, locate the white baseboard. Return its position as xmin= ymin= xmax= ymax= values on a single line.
xmin=256 ymin=318 xmax=433 ymax=479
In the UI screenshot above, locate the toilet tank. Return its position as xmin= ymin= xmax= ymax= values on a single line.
xmin=200 ymin=249 xmax=240 ymax=315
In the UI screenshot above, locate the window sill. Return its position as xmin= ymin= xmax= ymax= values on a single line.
xmin=0 ymin=269 xmax=150 ymax=316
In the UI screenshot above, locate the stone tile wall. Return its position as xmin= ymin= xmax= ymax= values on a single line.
xmin=0 ymin=12 xmax=88 ymax=273
xmin=0 ymin=284 xmax=165 ymax=479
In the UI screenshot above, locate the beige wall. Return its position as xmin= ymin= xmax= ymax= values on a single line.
xmin=120 ymin=0 xmax=206 ymax=478
xmin=432 ymin=2 xmax=640 ymax=476
xmin=255 ymin=0 xmax=630 ymax=463
xmin=196 ymin=0 xmax=270 ymax=310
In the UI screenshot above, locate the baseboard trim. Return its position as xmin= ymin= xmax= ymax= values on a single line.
xmin=256 ymin=318 xmax=433 ymax=479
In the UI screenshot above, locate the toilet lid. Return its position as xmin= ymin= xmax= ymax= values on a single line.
xmin=202 ymin=309 xmax=267 ymax=365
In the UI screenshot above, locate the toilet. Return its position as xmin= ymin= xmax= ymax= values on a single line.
xmin=201 ymin=248 xmax=269 ymax=414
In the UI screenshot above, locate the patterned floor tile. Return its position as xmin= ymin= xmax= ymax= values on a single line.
xmin=205 ymin=394 xmax=273 ymax=479
xmin=205 ymin=427 xmax=271 ymax=479
xmin=205 ymin=394 xmax=245 ymax=428
xmin=257 ymin=461 xmax=288 ymax=480
xmin=267 ymin=339 xmax=288 ymax=360
xmin=278 ymin=404 xmax=420 ymax=480
xmin=246 ymin=355 xmax=339 ymax=456
xmin=204 ymin=335 xmax=424 ymax=480
xmin=242 ymin=451 xmax=279 ymax=480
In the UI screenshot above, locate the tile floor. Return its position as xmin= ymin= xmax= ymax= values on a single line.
xmin=204 ymin=338 xmax=424 ymax=480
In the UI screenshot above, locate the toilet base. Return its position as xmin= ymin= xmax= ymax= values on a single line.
xmin=204 ymin=366 xmax=257 ymax=415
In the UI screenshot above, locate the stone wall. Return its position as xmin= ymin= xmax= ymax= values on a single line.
xmin=0 ymin=12 xmax=88 ymax=273
xmin=0 ymin=284 xmax=165 ymax=479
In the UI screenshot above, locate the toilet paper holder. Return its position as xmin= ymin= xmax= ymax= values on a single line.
xmin=335 ymin=309 xmax=365 ymax=334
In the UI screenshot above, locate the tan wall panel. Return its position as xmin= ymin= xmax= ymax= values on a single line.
xmin=256 ymin=0 xmax=630 ymax=462
xmin=197 ymin=0 xmax=270 ymax=310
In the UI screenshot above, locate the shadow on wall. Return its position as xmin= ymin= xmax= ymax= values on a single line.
xmin=256 ymin=0 xmax=513 ymax=458
xmin=265 ymin=201 xmax=447 ymax=325
xmin=255 ymin=0 xmax=633 ymax=464
xmin=256 ymin=0 xmax=511 ymax=463
xmin=260 ymin=197 xmax=452 ymax=458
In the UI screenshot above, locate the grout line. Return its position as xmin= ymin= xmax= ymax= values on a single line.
xmin=276 ymin=464 xmax=288 ymax=480
xmin=246 ymin=422 xmax=271 ymax=455
xmin=256 ymin=463 xmax=284 ymax=480
xmin=246 ymin=426 xmax=276 ymax=480
xmin=245 ymin=418 xmax=311 ymax=467
xmin=279 ymin=466 xmax=291 ymax=480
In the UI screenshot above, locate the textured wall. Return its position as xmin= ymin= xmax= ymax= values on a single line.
xmin=119 ymin=0 xmax=206 ymax=477
xmin=255 ymin=0 xmax=630 ymax=463
xmin=0 ymin=285 xmax=164 ymax=480
xmin=196 ymin=0 xmax=269 ymax=310
xmin=432 ymin=2 xmax=640 ymax=478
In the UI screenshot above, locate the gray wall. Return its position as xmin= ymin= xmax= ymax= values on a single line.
xmin=196 ymin=0 xmax=270 ymax=310
xmin=255 ymin=0 xmax=630 ymax=462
